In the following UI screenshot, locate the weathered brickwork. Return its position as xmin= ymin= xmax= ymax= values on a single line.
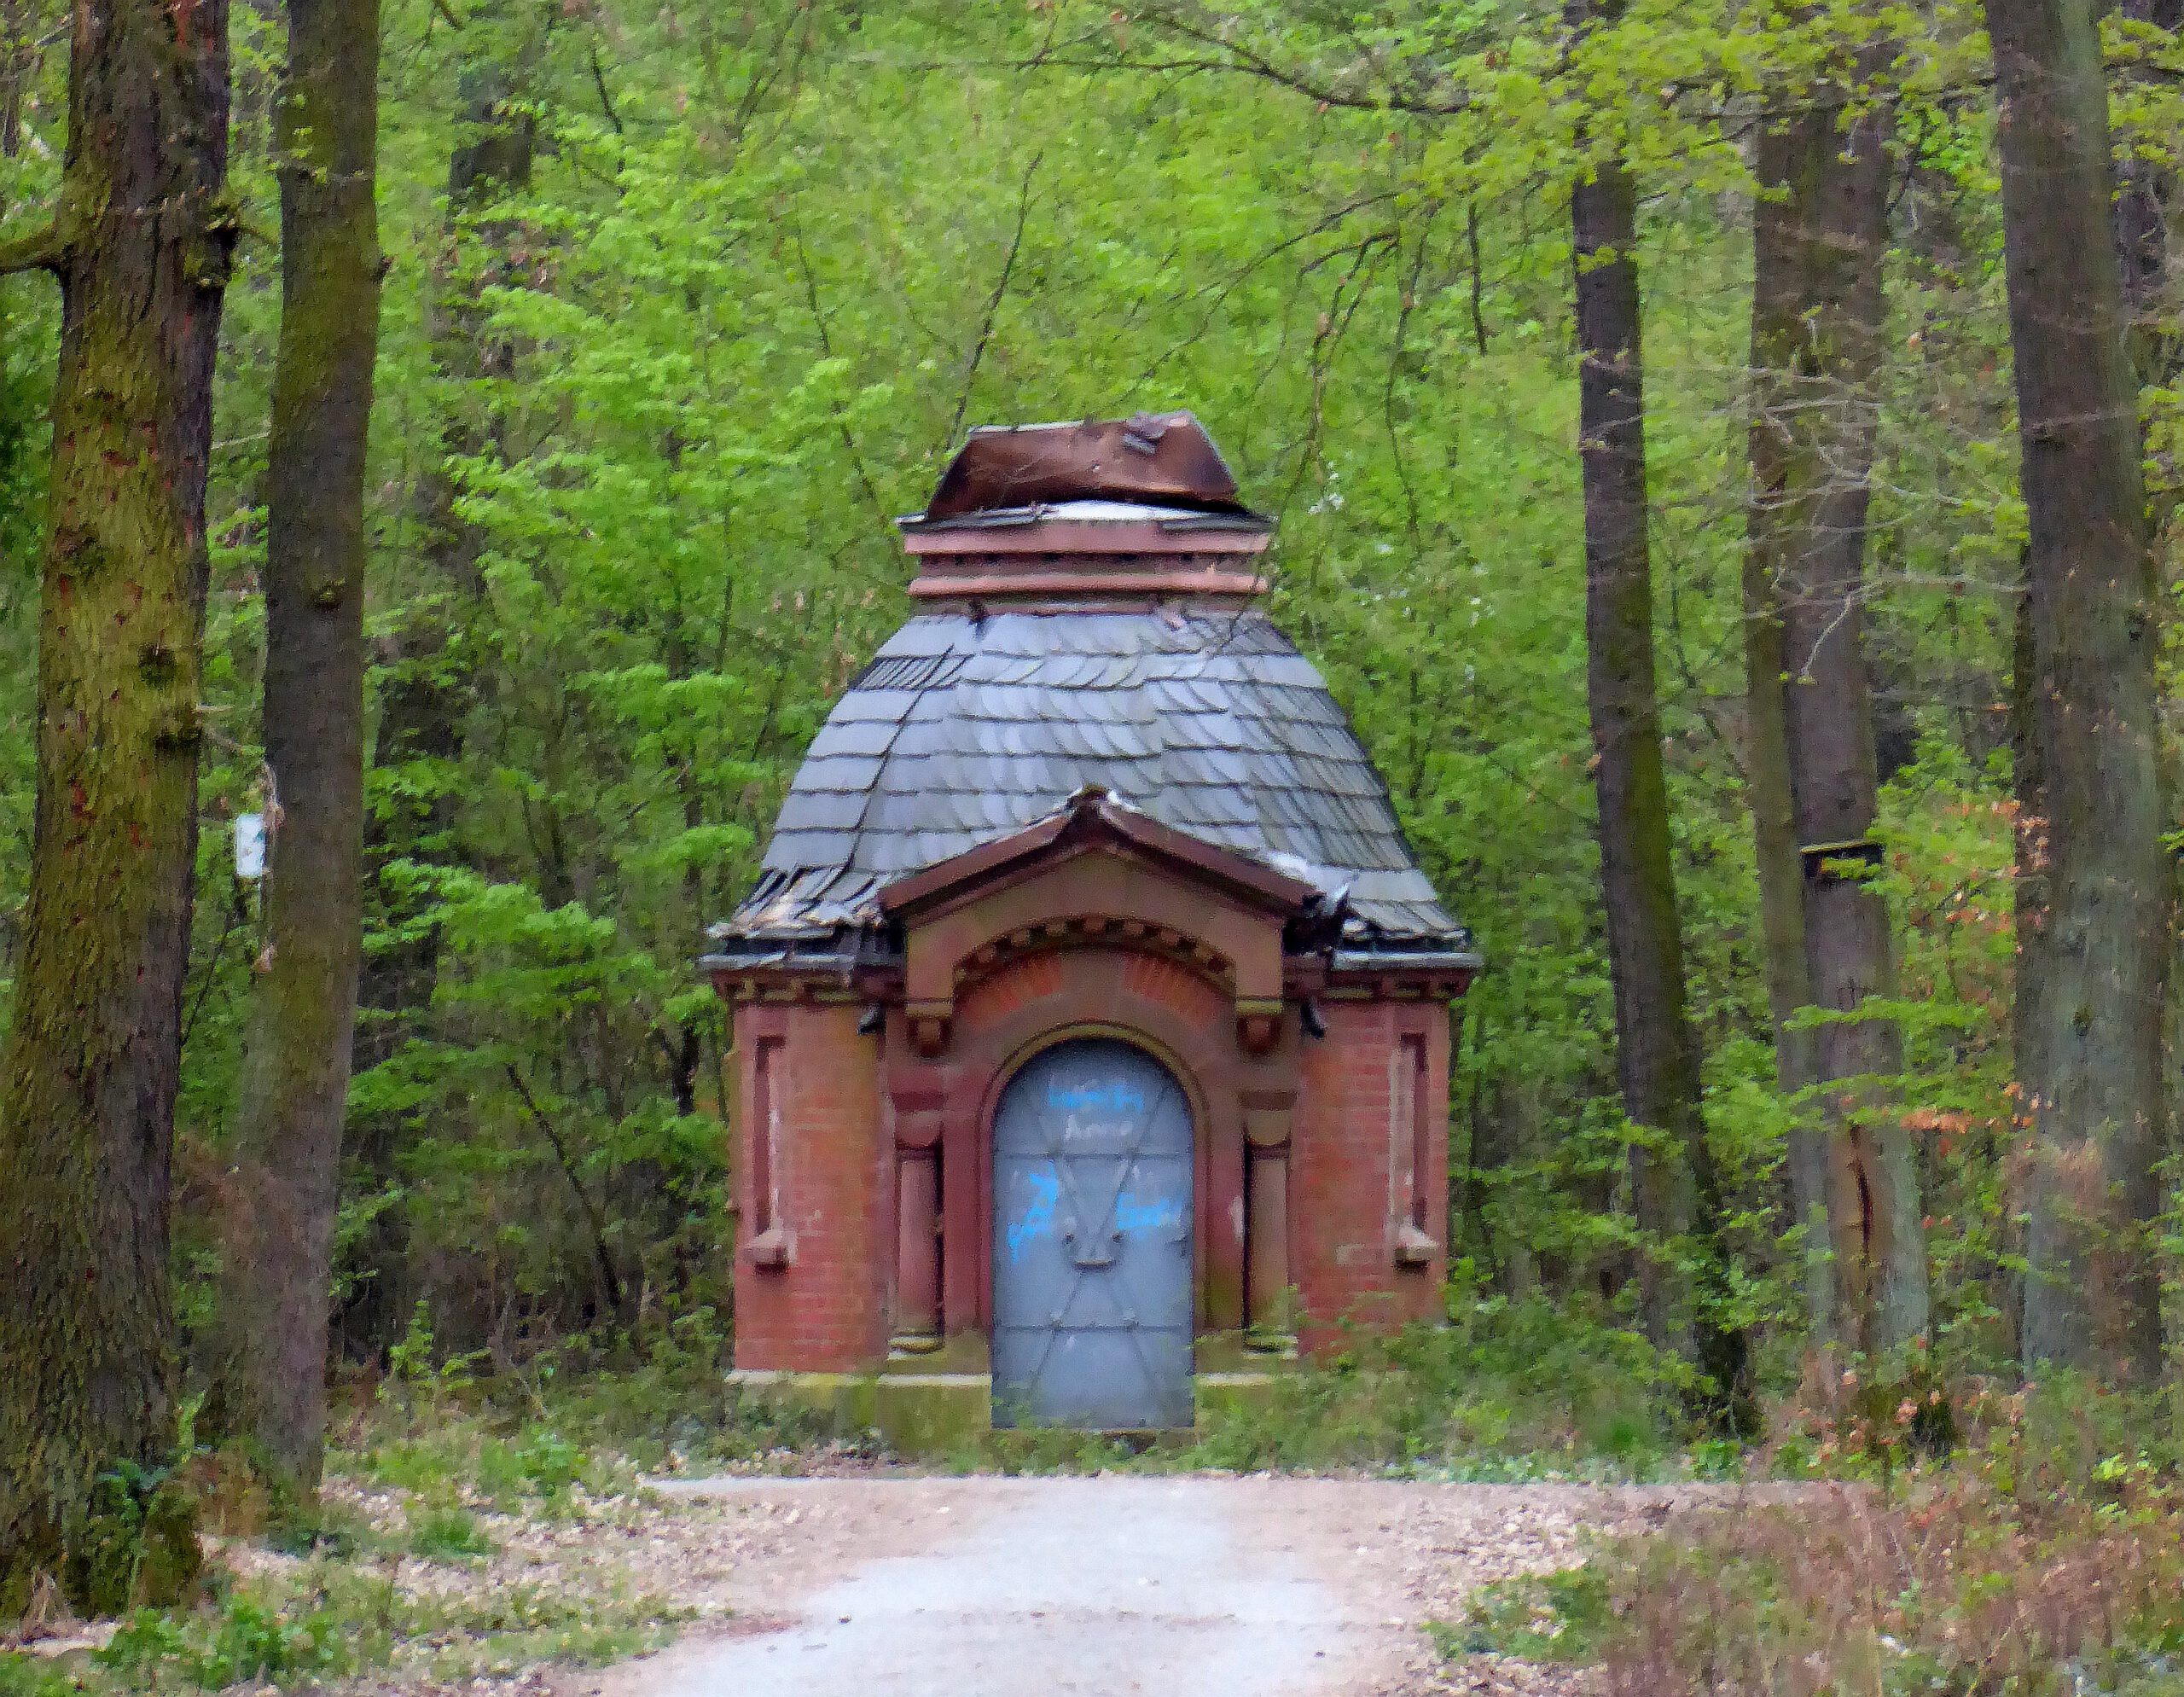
xmin=730 ymin=1001 xmax=887 ymax=1372
xmin=1292 ymin=999 xmax=1449 ymax=1351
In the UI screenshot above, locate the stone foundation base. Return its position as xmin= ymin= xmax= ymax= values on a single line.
xmin=730 ymin=1335 xmax=1297 ymax=1456
xmin=729 ymin=1366 xmax=992 ymax=1454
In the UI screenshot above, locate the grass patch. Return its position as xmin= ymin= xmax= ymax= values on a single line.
xmin=45 ymin=1549 xmax=690 ymax=1694
xmin=1432 ymin=1566 xmax=1615 ymax=1662
xmin=0 ymin=1654 xmax=83 ymax=1697
xmin=404 ymin=1505 xmax=497 ymax=1561
xmin=928 ymin=1291 xmax=1707 ymax=1478
xmin=1176 ymin=1296 xmax=1694 ymax=1477
xmin=97 ymin=1594 xmax=351 ymax=1690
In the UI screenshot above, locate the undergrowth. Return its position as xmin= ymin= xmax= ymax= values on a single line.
xmin=1438 ymin=1373 xmax=2184 ymax=1694
xmin=952 ymin=1282 xmax=1702 ymax=1477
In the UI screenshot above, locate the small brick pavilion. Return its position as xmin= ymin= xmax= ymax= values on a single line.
xmin=706 ymin=414 xmax=1478 ymax=1441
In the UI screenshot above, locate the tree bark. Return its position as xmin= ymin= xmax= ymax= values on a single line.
xmin=2008 ymin=577 xmax=2046 ymax=1363
xmin=1987 ymin=0 xmax=2168 ymax=1380
xmin=1740 ymin=150 xmax=1826 ymax=1346
xmin=1565 ymin=64 xmax=1728 ymax=1386
xmin=212 ymin=0 xmax=381 ymax=1493
xmin=1746 ymin=84 xmax=1931 ymax=1358
xmin=337 ymin=55 xmax=531 ymax=1362
xmin=0 ymin=0 xmax=233 ymax=1611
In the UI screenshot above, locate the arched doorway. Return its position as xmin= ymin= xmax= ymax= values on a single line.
xmin=990 ymin=1036 xmax=1194 ymax=1429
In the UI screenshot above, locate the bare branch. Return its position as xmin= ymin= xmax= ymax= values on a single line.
xmin=949 ymin=150 xmax=1042 ymax=445
xmin=504 ymin=1060 xmax=628 ymax=1316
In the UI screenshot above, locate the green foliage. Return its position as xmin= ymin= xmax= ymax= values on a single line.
xmin=74 ymin=1546 xmax=685 ymax=1694
xmin=1438 ymin=1565 xmax=1616 ymax=1662
xmin=67 ymin=1466 xmax=201 ymax=1617
xmin=97 ymin=1595 xmax=347 ymax=1692
xmin=1184 ymin=1293 xmax=1695 ymax=1475
xmin=0 ymin=1655 xmax=78 ymax=1697
xmin=404 ymin=1506 xmax=497 ymax=1562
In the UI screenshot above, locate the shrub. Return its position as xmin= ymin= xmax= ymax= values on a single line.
xmin=1458 ymin=1378 xmax=2184 ymax=1695
xmin=96 ymin=1594 xmax=346 ymax=1691
xmin=405 ymin=1507 xmax=496 ymax=1561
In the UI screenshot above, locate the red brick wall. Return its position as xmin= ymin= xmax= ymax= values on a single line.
xmin=728 ymin=972 xmax=1454 ymax=1374
xmin=729 ymin=1001 xmax=887 ymax=1373
xmin=1292 ymin=998 xmax=1449 ymax=1352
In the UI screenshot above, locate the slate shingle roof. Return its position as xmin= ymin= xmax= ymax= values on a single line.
xmin=716 ymin=607 xmax=1470 ymax=957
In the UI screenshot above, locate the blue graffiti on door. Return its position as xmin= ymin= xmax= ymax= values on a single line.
xmin=1113 ymin=1190 xmax=1185 ymax=1239
xmin=1046 ymin=1080 xmax=1147 ymax=1117
xmin=1007 ymin=1167 xmax=1060 ymax=1263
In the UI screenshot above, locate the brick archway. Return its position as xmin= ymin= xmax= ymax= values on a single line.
xmin=906 ymin=941 xmax=1278 ymax=1340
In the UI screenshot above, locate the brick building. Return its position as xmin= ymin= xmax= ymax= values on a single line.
xmin=706 ymin=415 xmax=1477 ymax=1441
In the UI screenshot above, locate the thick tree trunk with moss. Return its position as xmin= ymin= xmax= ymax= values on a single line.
xmin=1987 ymin=0 xmax=2167 ymax=1380
xmin=1746 ymin=87 xmax=1931 ymax=1358
xmin=0 ymin=0 xmax=232 ymax=1613
xmin=211 ymin=0 xmax=381 ymax=1493
xmin=1568 ymin=125 xmax=1728 ymax=1386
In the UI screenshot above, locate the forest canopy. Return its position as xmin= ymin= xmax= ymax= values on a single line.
xmin=0 ymin=0 xmax=2180 ymax=1617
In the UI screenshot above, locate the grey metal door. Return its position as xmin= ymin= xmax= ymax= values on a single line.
xmin=991 ymin=1037 xmax=1194 ymax=1429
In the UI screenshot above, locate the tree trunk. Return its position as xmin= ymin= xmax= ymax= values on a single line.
xmin=1747 ymin=85 xmax=1931 ymax=1358
xmin=0 ymin=0 xmax=233 ymax=1612
xmin=2008 ymin=578 xmax=2045 ymax=1363
xmin=1987 ymin=0 xmax=2168 ymax=1380
xmin=1741 ymin=128 xmax=1827 ymax=1350
xmin=212 ymin=0 xmax=381 ymax=1493
xmin=1566 ymin=87 xmax=1727 ymax=1385
xmin=337 ymin=56 xmax=531 ymax=1363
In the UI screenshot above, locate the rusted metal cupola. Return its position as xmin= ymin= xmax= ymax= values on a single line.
xmin=706 ymin=413 xmax=1476 ymax=1444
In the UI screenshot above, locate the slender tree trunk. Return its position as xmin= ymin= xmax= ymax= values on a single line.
xmin=1742 ymin=121 xmax=1827 ymax=1350
xmin=1747 ymin=85 xmax=1931 ymax=1357
xmin=1565 ymin=55 xmax=1730 ymax=1390
xmin=338 ymin=58 xmax=531 ymax=1361
xmin=0 ymin=0 xmax=233 ymax=1611
xmin=1987 ymin=0 xmax=2167 ymax=1380
xmin=2008 ymin=578 xmax=2046 ymax=1363
xmin=212 ymin=0 xmax=381 ymax=1492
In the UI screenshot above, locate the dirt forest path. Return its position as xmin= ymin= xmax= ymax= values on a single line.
xmin=576 ymin=1475 xmax=1695 ymax=1697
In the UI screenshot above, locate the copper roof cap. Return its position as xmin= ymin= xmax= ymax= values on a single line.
xmin=921 ymin=412 xmax=1253 ymax=521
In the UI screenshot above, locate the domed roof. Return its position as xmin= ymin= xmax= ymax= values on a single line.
xmin=717 ymin=605 xmax=1467 ymax=956
xmin=711 ymin=414 xmax=1468 ymax=968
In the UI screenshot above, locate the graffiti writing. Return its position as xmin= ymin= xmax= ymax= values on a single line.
xmin=1113 ymin=1190 xmax=1185 ymax=1239
xmin=1008 ymin=1167 xmax=1060 ymax=1263
xmin=1046 ymin=1079 xmax=1147 ymax=1117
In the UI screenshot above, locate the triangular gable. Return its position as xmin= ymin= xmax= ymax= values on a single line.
xmin=878 ymin=788 xmax=1317 ymax=926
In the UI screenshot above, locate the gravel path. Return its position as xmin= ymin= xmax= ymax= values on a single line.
xmin=576 ymin=1475 xmax=1704 ymax=1697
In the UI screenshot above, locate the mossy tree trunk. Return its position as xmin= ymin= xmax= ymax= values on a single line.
xmin=1565 ymin=17 xmax=1734 ymax=1397
xmin=1745 ymin=78 xmax=1931 ymax=1359
xmin=210 ymin=0 xmax=381 ymax=1493
xmin=0 ymin=0 xmax=233 ymax=1612
xmin=1987 ymin=0 xmax=2168 ymax=1380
